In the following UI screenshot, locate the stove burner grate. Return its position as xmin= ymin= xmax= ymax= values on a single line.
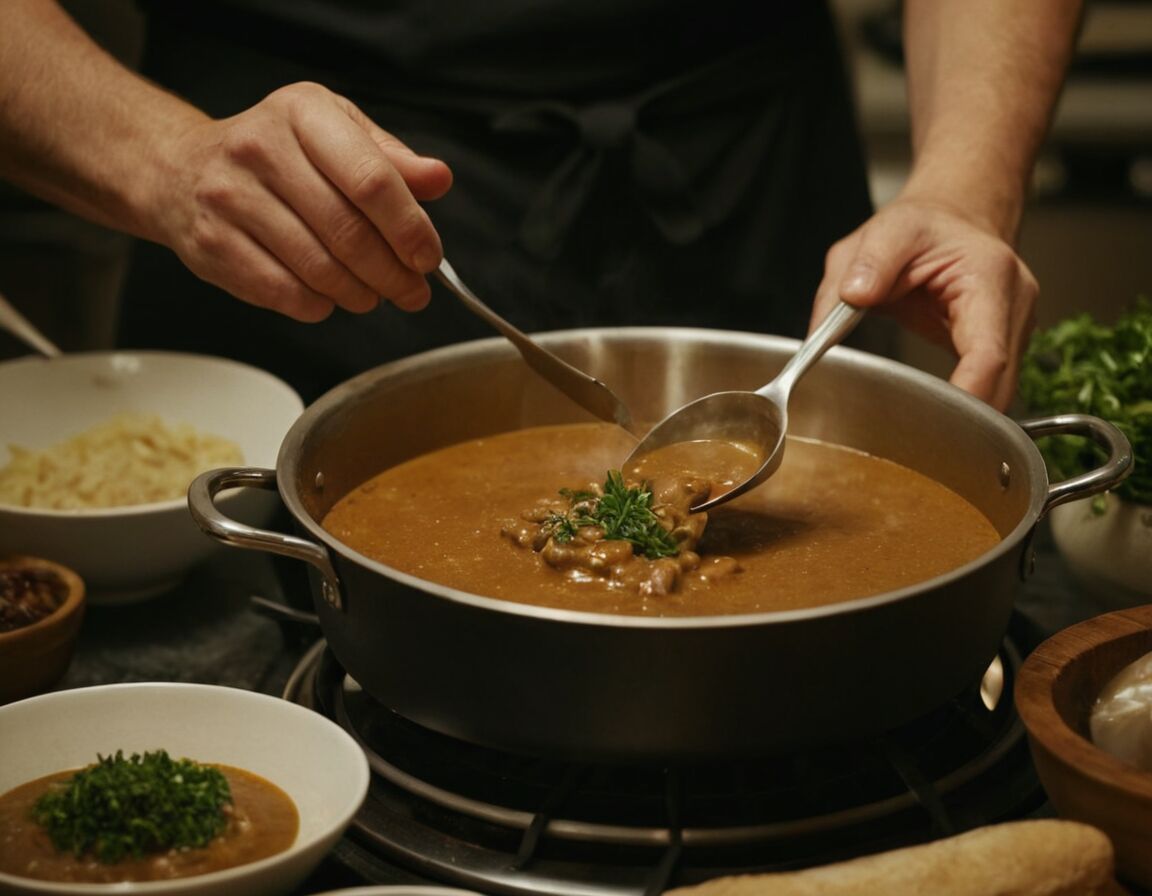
xmin=285 ymin=627 xmax=1043 ymax=896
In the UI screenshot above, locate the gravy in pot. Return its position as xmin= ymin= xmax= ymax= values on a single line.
xmin=321 ymin=422 xmax=1001 ymax=616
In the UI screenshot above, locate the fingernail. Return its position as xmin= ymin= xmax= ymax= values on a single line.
xmin=842 ymin=267 xmax=875 ymax=298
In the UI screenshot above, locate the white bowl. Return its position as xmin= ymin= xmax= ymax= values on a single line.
xmin=0 ymin=351 xmax=303 ymax=603
xmin=0 ymin=682 xmax=370 ymax=896
xmin=1050 ymin=494 xmax=1152 ymax=610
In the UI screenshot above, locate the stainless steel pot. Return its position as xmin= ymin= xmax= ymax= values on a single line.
xmin=189 ymin=328 xmax=1131 ymax=762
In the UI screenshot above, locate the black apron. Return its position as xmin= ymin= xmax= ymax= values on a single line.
xmin=120 ymin=1 xmax=875 ymax=403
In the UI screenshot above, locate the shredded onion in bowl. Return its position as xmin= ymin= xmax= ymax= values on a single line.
xmin=0 ymin=413 xmax=242 ymax=510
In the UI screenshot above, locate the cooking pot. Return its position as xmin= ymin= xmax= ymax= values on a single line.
xmin=189 ymin=328 xmax=1131 ymax=762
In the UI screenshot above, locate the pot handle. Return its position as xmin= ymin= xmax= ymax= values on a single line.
xmin=1018 ymin=413 xmax=1133 ymax=516
xmin=188 ymin=467 xmax=344 ymax=610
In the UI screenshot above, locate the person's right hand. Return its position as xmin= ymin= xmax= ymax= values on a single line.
xmin=147 ymin=82 xmax=453 ymax=322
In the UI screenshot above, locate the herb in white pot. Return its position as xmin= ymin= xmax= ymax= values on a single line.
xmin=1019 ymin=299 xmax=1151 ymax=606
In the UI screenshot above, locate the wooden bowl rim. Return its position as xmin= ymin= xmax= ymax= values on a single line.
xmin=0 ymin=555 xmax=85 ymax=644
xmin=1016 ymin=603 xmax=1152 ymax=800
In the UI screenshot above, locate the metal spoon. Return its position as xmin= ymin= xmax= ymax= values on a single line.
xmin=0 ymin=288 xmax=61 ymax=357
xmin=624 ymin=301 xmax=865 ymax=512
xmin=435 ymin=258 xmax=637 ymax=433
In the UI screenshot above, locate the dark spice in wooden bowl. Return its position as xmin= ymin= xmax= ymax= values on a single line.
xmin=0 ymin=566 xmax=70 ymax=632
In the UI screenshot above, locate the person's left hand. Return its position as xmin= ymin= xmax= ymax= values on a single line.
xmin=809 ymin=197 xmax=1038 ymax=411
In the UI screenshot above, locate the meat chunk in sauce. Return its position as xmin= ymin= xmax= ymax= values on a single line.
xmin=501 ymin=472 xmax=740 ymax=596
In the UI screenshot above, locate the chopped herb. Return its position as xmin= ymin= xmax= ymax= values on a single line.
xmin=545 ymin=470 xmax=680 ymax=559
xmin=30 ymin=750 xmax=232 ymax=863
xmin=1019 ymin=297 xmax=1152 ymax=510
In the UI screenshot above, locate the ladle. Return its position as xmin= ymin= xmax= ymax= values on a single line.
xmin=0 ymin=289 xmax=61 ymax=358
xmin=435 ymin=258 xmax=636 ymax=433
xmin=623 ymin=301 xmax=865 ymax=512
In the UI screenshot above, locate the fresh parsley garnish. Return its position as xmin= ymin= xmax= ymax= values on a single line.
xmin=1019 ymin=297 xmax=1151 ymax=508
xmin=31 ymin=750 xmax=232 ymax=863
xmin=544 ymin=470 xmax=680 ymax=559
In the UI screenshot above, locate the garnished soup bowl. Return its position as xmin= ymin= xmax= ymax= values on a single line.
xmin=0 ymin=682 xmax=369 ymax=896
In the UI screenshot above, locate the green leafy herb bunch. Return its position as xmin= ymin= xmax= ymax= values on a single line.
xmin=1018 ymin=297 xmax=1152 ymax=508
xmin=544 ymin=470 xmax=680 ymax=559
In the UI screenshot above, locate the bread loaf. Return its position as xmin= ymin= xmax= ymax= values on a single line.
xmin=664 ymin=820 xmax=1122 ymax=896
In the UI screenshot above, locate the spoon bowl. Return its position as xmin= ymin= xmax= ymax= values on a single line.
xmin=624 ymin=301 xmax=864 ymax=511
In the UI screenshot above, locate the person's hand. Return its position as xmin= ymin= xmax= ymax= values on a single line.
xmin=146 ymin=82 xmax=453 ymax=322
xmin=810 ymin=197 xmax=1038 ymax=411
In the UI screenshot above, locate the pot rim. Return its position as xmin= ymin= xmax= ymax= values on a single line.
xmin=281 ymin=326 xmax=1049 ymax=629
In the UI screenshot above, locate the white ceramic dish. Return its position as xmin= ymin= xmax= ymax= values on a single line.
xmin=1050 ymin=494 xmax=1152 ymax=610
xmin=0 ymin=682 xmax=370 ymax=896
xmin=0 ymin=351 xmax=303 ymax=603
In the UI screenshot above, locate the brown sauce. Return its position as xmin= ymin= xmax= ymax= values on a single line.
xmin=0 ymin=765 xmax=299 ymax=883
xmin=322 ymin=422 xmax=1002 ymax=617
xmin=627 ymin=437 xmax=763 ymax=503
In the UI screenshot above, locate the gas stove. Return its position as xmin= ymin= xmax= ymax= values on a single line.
xmin=281 ymin=624 xmax=1041 ymax=896
xmin=57 ymin=525 xmax=1110 ymax=895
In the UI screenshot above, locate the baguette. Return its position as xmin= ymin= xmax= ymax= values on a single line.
xmin=665 ymin=820 xmax=1122 ymax=896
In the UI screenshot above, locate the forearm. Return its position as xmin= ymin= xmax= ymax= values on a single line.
xmin=900 ymin=0 xmax=1083 ymax=241
xmin=0 ymin=0 xmax=206 ymax=240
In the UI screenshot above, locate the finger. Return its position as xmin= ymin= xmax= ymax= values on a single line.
xmin=247 ymin=142 xmax=433 ymax=311
xmin=942 ymin=263 xmax=1031 ymax=412
xmin=948 ymin=343 xmax=1012 ymax=410
xmin=366 ymin=126 xmax=454 ymax=201
xmin=333 ymin=93 xmax=453 ymax=200
xmin=211 ymin=89 xmax=434 ymax=311
xmin=183 ymin=225 xmax=339 ymax=323
xmin=291 ymin=98 xmax=444 ymax=274
xmin=194 ymin=142 xmax=428 ymax=313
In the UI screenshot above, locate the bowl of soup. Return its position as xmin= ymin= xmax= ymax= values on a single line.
xmin=0 ymin=681 xmax=369 ymax=895
xmin=188 ymin=327 xmax=1130 ymax=761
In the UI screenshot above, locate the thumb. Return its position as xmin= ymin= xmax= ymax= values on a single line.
xmin=838 ymin=202 xmax=935 ymax=310
xmin=808 ymin=214 xmax=915 ymax=334
xmin=373 ymin=131 xmax=453 ymax=202
xmin=837 ymin=212 xmax=923 ymax=309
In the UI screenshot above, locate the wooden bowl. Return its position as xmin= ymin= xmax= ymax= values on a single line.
xmin=1016 ymin=604 xmax=1152 ymax=890
xmin=0 ymin=555 xmax=85 ymax=704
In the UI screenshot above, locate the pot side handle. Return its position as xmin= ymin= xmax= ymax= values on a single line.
xmin=188 ymin=467 xmax=344 ymax=610
xmin=1018 ymin=413 xmax=1133 ymax=517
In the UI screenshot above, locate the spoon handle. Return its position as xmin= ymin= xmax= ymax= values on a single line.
xmin=757 ymin=301 xmax=864 ymax=399
xmin=435 ymin=258 xmax=637 ymax=434
xmin=0 ymin=289 xmax=61 ymax=358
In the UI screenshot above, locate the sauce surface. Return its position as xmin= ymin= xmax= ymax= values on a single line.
xmin=322 ymin=422 xmax=1001 ymax=616
xmin=0 ymin=765 xmax=298 ymax=883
